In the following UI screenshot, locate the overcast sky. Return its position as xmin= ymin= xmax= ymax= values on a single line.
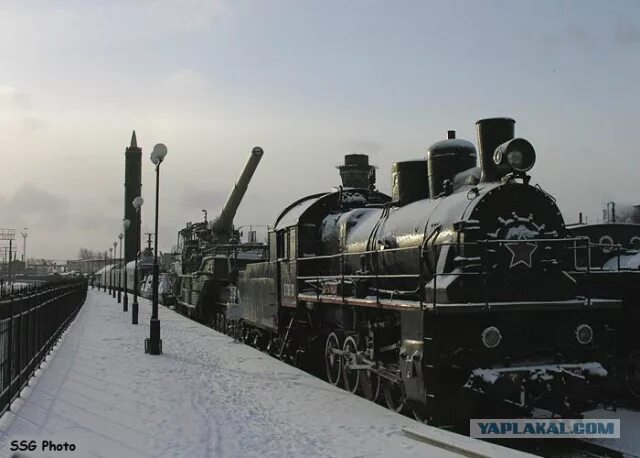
xmin=1 ymin=0 xmax=639 ymax=259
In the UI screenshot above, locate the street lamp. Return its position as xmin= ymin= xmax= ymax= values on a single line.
xmin=145 ymin=143 xmax=167 ymax=355
xmin=108 ymin=247 xmax=113 ymax=294
xmin=112 ymin=241 xmax=117 ymax=298
xmin=123 ymin=219 xmax=131 ymax=312
xmin=118 ymin=232 xmax=124 ymax=304
xmin=132 ymin=196 xmax=143 ymax=325
xmin=103 ymin=250 xmax=108 ymax=292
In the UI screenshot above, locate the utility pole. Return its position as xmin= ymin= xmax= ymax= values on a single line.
xmin=0 ymin=229 xmax=16 ymax=280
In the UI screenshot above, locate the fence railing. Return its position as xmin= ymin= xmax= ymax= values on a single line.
xmin=0 ymin=279 xmax=87 ymax=417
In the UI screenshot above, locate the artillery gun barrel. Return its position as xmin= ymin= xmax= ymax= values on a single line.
xmin=213 ymin=146 xmax=264 ymax=234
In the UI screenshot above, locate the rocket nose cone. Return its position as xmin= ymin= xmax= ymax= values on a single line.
xmin=252 ymin=146 xmax=264 ymax=156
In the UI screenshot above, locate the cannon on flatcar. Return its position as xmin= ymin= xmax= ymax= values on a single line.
xmin=171 ymin=147 xmax=268 ymax=326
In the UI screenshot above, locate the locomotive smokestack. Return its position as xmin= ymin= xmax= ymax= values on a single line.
xmin=476 ymin=117 xmax=515 ymax=182
xmin=447 ymin=130 xmax=456 ymax=139
xmin=338 ymin=154 xmax=374 ymax=188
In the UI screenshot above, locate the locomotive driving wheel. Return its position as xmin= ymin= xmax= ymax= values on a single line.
xmin=342 ymin=336 xmax=361 ymax=394
xmin=325 ymin=332 xmax=342 ymax=386
xmin=383 ymin=379 xmax=407 ymax=413
xmin=361 ymin=369 xmax=381 ymax=401
xmin=251 ymin=330 xmax=263 ymax=349
xmin=625 ymin=350 xmax=640 ymax=398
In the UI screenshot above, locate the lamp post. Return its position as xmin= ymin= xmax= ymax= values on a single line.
xmin=20 ymin=228 xmax=27 ymax=267
xmin=118 ymin=233 xmax=123 ymax=304
xmin=123 ymin=219 xmax=131 ymax=312
xmin=103 ymin=251 xmax=107 ymax=292
xmin=108 ymin=247 xmax=113 ymax=294
xmin=132 ymin=197 xmax=143 ymax=325
xmin=145 ymin=143 xmax=167 ymax=355
xmin=112 ymin=241 xmax=117 ymax=298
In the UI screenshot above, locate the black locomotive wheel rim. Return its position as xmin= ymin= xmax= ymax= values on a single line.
xmin=325 ymin=332 xmax=342 ymax=386
xmin=362 ymin=370 xmax=381 ymax=401
xmin=625 ymin=350 xmax=640 ymax=398
xmin=383 ymin=380 xmax=406 ymax=413
xmin=412 ymin=407 xmax=425 ymax=423
xmin=342 ymin=336 xmax=360 ymax=394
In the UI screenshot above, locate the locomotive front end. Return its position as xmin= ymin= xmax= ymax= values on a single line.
xmin=416 ymin=119 xmax=620 ymax=423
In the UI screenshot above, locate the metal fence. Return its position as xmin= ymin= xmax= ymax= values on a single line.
xmin=0 ymin=279 xmax=87 ymax=417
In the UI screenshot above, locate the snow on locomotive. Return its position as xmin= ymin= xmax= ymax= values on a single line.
xmin=237 ymin=117 xmax=620 ymax=427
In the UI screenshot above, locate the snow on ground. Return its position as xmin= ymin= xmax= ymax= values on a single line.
xmin=0 ymin=290 xmax=527 ymax=458
xmin=584 ymin=407 xmax=640 ymax=456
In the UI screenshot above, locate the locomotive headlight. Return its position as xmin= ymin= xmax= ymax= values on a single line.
xmin=481 ymin=326 xmax=502 ymax=349
xmin=507 ymin=150 xmax=524 ymax=169
xmin=493 ymin=138 xmax=536 ymax=172
xmin=575 ymin=324 xmax=593 ymax=345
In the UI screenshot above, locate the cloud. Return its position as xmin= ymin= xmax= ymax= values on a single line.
xmin=0 ymin=85 xmax=45 ymax=134
xmin=0 ymin=184 xmax=71 ymax=256
xmin=180 ymin=185 xmax=227 ymax=216
xmin=614 ymin=20 xmax=640 ymax=44
xmin=0 ymin=85 xmax=31 ymax=110
xmin=1 ymin=183 xmax=68 ymax=218
xmin=348 ymin=140 xmax=382 ymax=154
xmin=143 ymin=0 xmax=226 ymax=32
xmin=20 ymin=116 xmax=45 ymax=132
xmin=565 ymin=25 xmax=592 ymax=47
xmin=161 ymin=69 xmax=213 ymax=96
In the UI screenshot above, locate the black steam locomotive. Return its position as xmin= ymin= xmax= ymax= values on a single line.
xmin=231 ymin=117 xmax=621 ymax=427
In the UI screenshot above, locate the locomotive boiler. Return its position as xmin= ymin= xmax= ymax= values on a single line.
xmin=237 ymin=118 xmax=621 ymax=427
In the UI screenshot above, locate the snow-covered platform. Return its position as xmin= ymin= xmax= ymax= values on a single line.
xmin=0 ymin=290 xmax=528 ymax=458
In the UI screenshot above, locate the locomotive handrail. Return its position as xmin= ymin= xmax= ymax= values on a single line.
xmin=571 ymin=241 xmax=636 ymax=272
xmin=298 ymin=274 xmax=421 ymax=280
xmin=296 ymin=236 xmax=595 ymax=262
xmin=294 ymin=235 xmax=640 ymax=309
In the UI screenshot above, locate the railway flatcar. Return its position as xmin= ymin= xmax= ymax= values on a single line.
xmin=235 ymin=118 xmax=622 ymax=428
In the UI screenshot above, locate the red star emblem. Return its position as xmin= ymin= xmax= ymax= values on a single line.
xmin=505 ymin=241 xmax=538 ymax=268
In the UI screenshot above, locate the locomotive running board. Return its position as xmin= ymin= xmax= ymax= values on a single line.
xmin=298 ymin=293 xmax=620 ymax=312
